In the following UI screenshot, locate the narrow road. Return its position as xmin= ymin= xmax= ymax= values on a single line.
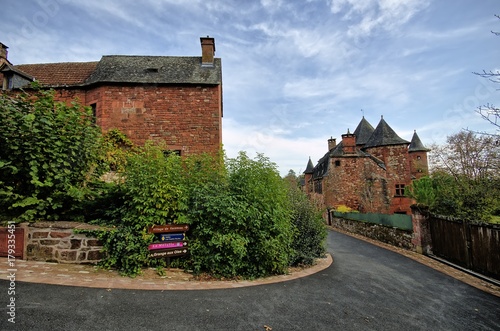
xmin=2 ymin=230 xmax=499 ymax=330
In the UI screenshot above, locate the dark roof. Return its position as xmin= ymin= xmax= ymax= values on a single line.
xmin=409 ymin=131 xmax=430 ymax=152
xmin=1 ymin=62 xmax=34 ymax=80
xmin=304 ymin=158 xmax=315 ymax=174
xmin=363 ymin=117 xmax=410 ymax=148
xmin=15 ymin=62 xmax=98 ymax=86
xmin=312 ymin=151 xmax=330 ymax=179
xmin=85 ymin=56 xmax=222 ymax=85
xmin=11 ymin=56 xmax=222 ymax=88
xmin=353 ymin=117 xmax=375 ymax=145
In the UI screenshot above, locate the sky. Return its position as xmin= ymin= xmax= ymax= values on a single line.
xmin=1 ymin=0 xmax=499 ymax=176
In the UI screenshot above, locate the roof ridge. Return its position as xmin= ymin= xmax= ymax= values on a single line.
xmin=363 ymin=117 xmax=409 ymax=148
xmin=409 ymin=130 xmax=430 ymax=152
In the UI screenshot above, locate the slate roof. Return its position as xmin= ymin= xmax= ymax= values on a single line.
xmin=353 ymin=116 xmax=375 ymax=145
xmin=363 ymin=117 xmax=409 ymax=148
xmin=304 ymin=157 xmax=315 ymax=174
xmin=85 ymin=56 xmax=222 ymax=85
xmin=409 ymin=130 xmax=430 ymax=152
xmin=312 ymin=151 xmax=330 ymax=179
xmin=1 ymin=62 xmax=34 ymax=80
xmin=15 ymin=62 xmax=98 ymax=86
xmin=11 ymin=56 xmax=221 ymax=87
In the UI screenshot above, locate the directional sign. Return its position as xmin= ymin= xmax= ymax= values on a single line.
xmin=159 ymin=233 xmax=185 ymax=242
xmin=149 ymin=248 xmax=189 ymax=259
xmin=148 ymin=241 xmax=188 ymax=251
xmin=148 ymin=224 xmax=189 ymax=234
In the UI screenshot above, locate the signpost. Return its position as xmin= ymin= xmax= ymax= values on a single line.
xmin=148 ymin=224 xmax=189 ymax=260
xmin=148 ymin=241 xmax=188 ymax=251
xmin=149 ymin=248 xmax=189 ymax=259
xmin=148 ymin=224 xmax=189 ymax=234
xmin=159 ymin=233 xmax=185 ymax=242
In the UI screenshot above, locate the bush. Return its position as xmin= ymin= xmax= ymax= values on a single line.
xmin=184 ymin=152 xmax=293 ymax=278
xmin=287 ymin=184 xmax=327 ymax=266
xmin=0 ymin=87 xmax=104 ymax=222
xmin=91 ymin=143 xmax=187 ymax=276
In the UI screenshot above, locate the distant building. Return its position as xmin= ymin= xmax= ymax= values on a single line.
xmin=303 ymin=116 xmax=430 ymax=214
xmin=0 ymin=37 xmax=223 ymax=156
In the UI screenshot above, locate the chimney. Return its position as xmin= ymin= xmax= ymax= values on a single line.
xmin=200 ymin=36 xmax=215 ymax=66
xmin=0 ymin=43 xmax=8 ymax=64
xmin=328 ymin=137 xmax=336 ymax=150
xmin=341 ymin=129 xmax=356 ymax=154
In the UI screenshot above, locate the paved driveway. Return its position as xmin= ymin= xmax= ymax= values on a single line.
xmin=2 ymin=230 xmax=499 ymax=330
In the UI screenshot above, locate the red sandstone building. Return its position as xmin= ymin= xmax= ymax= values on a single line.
xmin=0 ymin=37 xmax=223 ymax=156
xmin=303 ymin=116 xmax=430 ymax=215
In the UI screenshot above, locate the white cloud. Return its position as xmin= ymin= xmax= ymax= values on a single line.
xmin=223 ymin=118 xmax=327 ymax=175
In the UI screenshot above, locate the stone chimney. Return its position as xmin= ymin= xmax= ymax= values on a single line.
xmin=200 ymin=36 xmax=215 ymax=67
xmin=328 ymin=137 xmax=336 ymax=150
xmin=341 ymin=129 xmax=356 ymax=154
xmin=0 ymin=43 xmax=8 ymax=66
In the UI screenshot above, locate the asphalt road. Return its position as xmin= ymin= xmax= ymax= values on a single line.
xmin=2 ymin=230 xmax=499 ymax=331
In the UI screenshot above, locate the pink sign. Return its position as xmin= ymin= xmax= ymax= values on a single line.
xmin=148 ymin=241 xmax=187 ymax=251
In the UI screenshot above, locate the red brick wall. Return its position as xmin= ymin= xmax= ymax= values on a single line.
xmin=44 ymin=84 xmax=222 ymax=156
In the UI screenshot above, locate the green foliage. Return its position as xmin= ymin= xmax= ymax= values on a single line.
xmin=92 ymin=143 xmax=187 ymax=276
xmin=287 ymin=183 xmax=327 ymax=266
xmin=184 ymin=152 xmax=294 ymax=278
xmin=405 ymin=176 xmax=437 ymax=208
xmin=101 ymin=129 xmax=134 ymax=172
xmin=0 ymin=87 xmax=104 ymax=222
xmin=408 ymin=172 xmax=500 ymax=222
xmin=121 ymin=143 xmax=188 ymax=229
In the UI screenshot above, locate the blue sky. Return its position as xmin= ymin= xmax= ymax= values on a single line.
xmin=1 ymin=0 xmax=499 ymax=175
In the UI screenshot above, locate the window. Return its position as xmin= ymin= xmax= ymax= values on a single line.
xmin=416 ymin=155 xmax=421 ymax=160
xmin=395 ymin=184 xmax=405 ymax=197
xmin=335 ymin=160 xmax=341 ymax=167
xmin=90 ymin=103 xmax=97 ymax=124
xmin=163 ymin=150 xmax=182 ymax=157
xmin=314 ymin=180 xmax=323 ymax=194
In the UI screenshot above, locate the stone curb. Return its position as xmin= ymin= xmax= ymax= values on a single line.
xmin=0 ymin=254 xmax=333 ymax=291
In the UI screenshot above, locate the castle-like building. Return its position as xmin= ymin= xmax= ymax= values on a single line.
xmin=303 ymin=116 xmax=430 ymax=215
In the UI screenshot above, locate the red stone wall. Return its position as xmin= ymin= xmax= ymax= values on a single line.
xmin=364 ymin=145 xmax=413 ymax=214
xmin=409 ymin=151 xmax=429 ymax=179
xmin=25 ymin=222 xmax=105 ymax=263
xmin=45 ymin=84 xmax=223 ymax=156
xmin=323 ymin=156 xmax=390 ymax=213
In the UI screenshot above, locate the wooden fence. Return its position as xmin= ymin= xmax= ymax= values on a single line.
xmin=429 ymin=216 xmax=500 ymax=280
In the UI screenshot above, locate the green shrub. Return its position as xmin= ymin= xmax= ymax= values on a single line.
xmin=0 ymin=86 xmax=104 ymax=222
xmin=92 ymin=143 xmax=187 ymax=276
xmin=287 ymin=184 xmax=327 ymax=266
xmin=183 ymin=152 xmax=293 ymax=279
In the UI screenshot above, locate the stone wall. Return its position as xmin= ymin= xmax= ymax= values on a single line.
xmin=330 ymin=217 xmax=413 ymax=250
xmin=25 ymin=221 xmax=105 ymax=264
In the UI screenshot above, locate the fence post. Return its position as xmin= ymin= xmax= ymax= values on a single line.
xmin=462 ymin=221 xmax=473 ymax=269
xmin=410 ymin=205 xmax=432 ymax=255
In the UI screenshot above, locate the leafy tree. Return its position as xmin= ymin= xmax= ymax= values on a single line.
xmin=411 ymin=131 xmax=500 ymax=221
xmin=0 ymin=86 xmax=104 ymax=222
